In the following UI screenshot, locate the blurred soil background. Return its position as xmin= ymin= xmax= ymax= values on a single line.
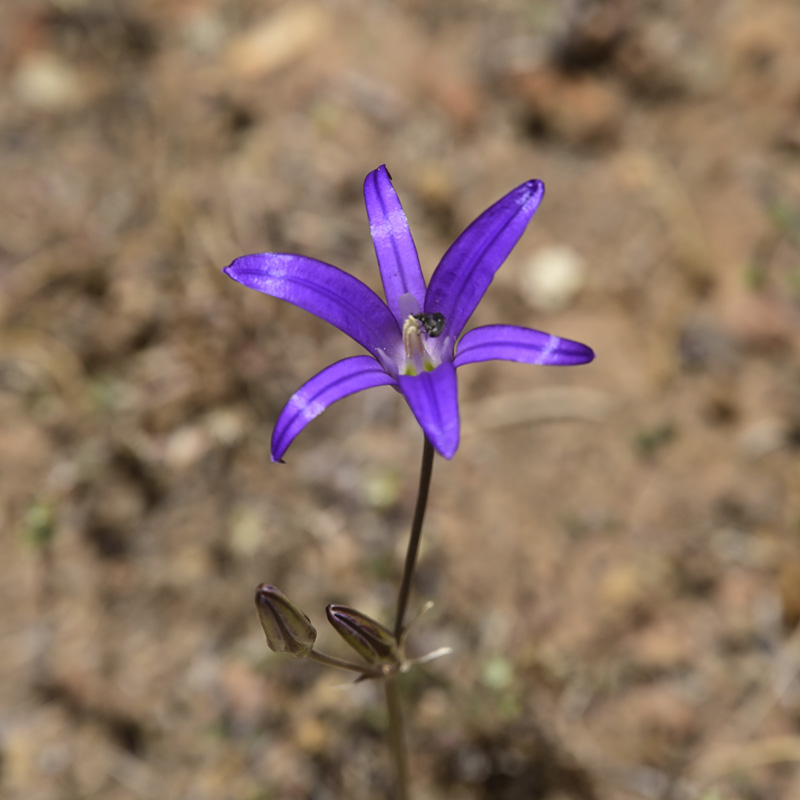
xmin=1 ymin=0 xmax=800 ymax=798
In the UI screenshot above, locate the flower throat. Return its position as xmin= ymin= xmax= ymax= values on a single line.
xmin=402 ymin=312 xmax=445 ymax=375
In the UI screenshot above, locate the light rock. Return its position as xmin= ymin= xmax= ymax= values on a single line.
xmin=520 ymin=244 xmax=586 ymax=312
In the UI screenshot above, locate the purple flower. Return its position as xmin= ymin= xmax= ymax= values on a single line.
xmin=224 ymin=165 xmax=594 ymax=461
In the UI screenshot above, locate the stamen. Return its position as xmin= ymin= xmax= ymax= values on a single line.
xmin=401 ymin=312 xmax=446 ymax=375
xmin=402 ymin=316 xmax=425 ymax=365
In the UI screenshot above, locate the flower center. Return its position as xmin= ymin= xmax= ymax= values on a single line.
xmin=401 ymin=312 xmax=445 ymax=375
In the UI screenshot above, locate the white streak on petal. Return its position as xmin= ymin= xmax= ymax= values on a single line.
xmin=290 ymin=393 xmax=325 ymax=422
xmin=537 ymin=334 xmax=557 ymax=364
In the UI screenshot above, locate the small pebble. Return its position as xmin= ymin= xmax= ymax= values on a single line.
xmin=12 ymin=52 xmax=92 ymax=112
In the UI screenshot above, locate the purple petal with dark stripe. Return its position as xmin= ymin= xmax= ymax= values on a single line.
xmin=425 ymin=180 xmax=545 ymax=340
xmin=364 ymin=165 xmax=426 ymax=325
xmin=397 ymin=361 xmax=459 ymax=459
xmin=224 ymin=253 xmax=400 ymax=359
xmin=271 ymin=356 xmax=396 ymax=462
xmin=454 ymin=325 xmax=595 ymax=368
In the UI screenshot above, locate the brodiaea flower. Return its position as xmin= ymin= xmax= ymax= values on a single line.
xmin=224 ymin=165 xmax=594 ymax=461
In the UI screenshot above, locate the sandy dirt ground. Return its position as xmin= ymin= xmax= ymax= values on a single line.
xmin=1 ymin=1 xmax=800 ymax=798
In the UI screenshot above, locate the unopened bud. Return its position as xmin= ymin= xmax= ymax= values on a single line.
xmin=326 ymin=604 xmax=400 ymax=666
xmin=255 ymin=584 xmax=317 ymax=658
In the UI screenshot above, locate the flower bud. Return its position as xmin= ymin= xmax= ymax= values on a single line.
xmin=255 ymin=584 xmax=317 ymax=658
xmin=326 ymin=604 xmax=400 ymax=666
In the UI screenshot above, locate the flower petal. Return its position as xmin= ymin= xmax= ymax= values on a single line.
xmin=272 ymin=356 xmax=396 ymax=462
xmin=425 ymin=180 xmax=545 ymax=341
xmin=224 ymin=253 xmax=400 ymax=359
xmin=454 ymin=324 xmax=595 ymax=368
xmin=364 ymin=165 xmax=426 ymax=325
xmin=397 ymin=361 xmax=459 ymax=459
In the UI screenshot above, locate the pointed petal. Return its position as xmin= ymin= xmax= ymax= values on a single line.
xmin=224 ymin=254 xmax=400 ymax=358
xmin=397 ymin=362 xmax=459 ymax=459
xmin=272 ymin=356 xmax=395 ymax=462
xmin=364 ymin=165 xmax=426 ymax=325
xmin=454 ymin=324 xmax=595 ymax=367
xmin=425 ymin=180 xmax=545 ymax=340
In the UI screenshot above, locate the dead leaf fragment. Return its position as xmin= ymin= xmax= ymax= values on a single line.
xmin=225 ymin=5 xmax=330 ymax=80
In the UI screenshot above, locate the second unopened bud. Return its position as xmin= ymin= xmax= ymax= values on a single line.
xmin=326 ymin=604 xmax=400 ymax=666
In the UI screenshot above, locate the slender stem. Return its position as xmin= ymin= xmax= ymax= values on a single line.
xmin=384 ymin=678 xmax=410 ymax=800
xmin=307 ymin=649 xmax=379 ymax=676
xmin=384 ymin=436 xmax=435 ymax=799
xmin=393 ymin=437 xmax=435 ymax=640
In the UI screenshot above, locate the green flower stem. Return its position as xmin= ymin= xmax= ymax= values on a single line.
xmin=385 ymin=678 xmax=410 ymax=800
xmin=393 ymin=437 xmax=435 ymax=640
